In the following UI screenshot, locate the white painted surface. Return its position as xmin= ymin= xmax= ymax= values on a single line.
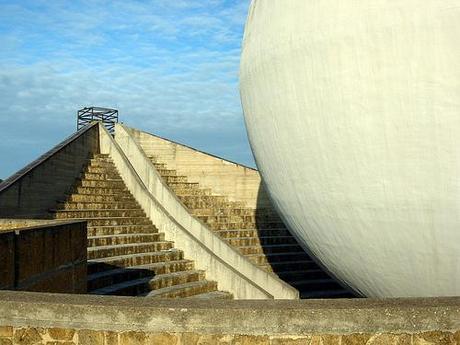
xmin=99 ymin=123 xmax=298 ymax=300
xmin=240 ymin=0 xmax=460 ymax=297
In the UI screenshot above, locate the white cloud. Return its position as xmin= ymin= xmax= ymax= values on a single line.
xmin=0 ymin=0 xmax=254 ymax=178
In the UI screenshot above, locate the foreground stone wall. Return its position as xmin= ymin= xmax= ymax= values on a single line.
xmin=125 ymin=125 xmax=272 ymax=209
xmin=0 ymin=123 xmax=99 ymax=218
xmin=0 ymin=292 xmax=459 ymax=344
xmin=0 ymin=220 xmax=87 ymax=293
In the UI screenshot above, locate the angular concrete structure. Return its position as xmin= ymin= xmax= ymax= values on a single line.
xmin=240 ymin=0 xmax=460 ymax=297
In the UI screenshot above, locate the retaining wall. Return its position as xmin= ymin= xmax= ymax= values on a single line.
xmin=0 ymin=292 xmax=459 ymax=344
xmin=0 ymin=220 xmax=87 ymax=293
xmin=103 ymin=123 xmax=297 ymax=299
xmin=0 ymin=123 xmax=99 ymax=218
xmin=126 ymin=126 xmax=272 ymax=209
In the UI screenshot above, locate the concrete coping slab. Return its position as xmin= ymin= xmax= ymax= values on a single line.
xmin=0 ymin=291 xmax=459 ymax=335
xmin=0 ymin=219 xmax=87 ymax=233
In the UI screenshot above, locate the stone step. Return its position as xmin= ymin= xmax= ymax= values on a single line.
xmin=87 ymin=225 xmax=159 ymax=236
xmin=209 ymin=222 xmax=285 ymax=231
xmin=88 ymin=233 xmax=165 ymax=247
xmin=64 ymin=194 xmax=135 ymax=203
xmin=54 ymin=209 xmax=146 ymax=219
xmin=74 ymin=186 xmax=129 ymax=195
xmin=88 ymin=249 xmax=185 ymax=272
xmin=216 ymin=228 xmax=292 ymax=238
xmin=156 ymin=169 xmax=177 ymax=177
xmin=90 ymin=270 xmax=206 ymax=297
xmin=289 ymin=278 xmax=342 ymax=292
xmin=178 ymin=195 xmax=228 ymax=206
xmin=57 ymin=201 xmax=140 ymax=210
xmin=265 ymin=259 xmax=317 ymax=272
xmin=86 ymin=217 xmax=152 ymax=226
xmin=162 ymin=175 xmax=188 ymax=183
xmin=85 ymin=166 xmax=118 ymax=174
xmin=148 ymin=270 xmax=205 ymax=292
xmin=196 ymin=215 xmax=260 ymax=224
xmin=88 ymin=260 xmax=195 ymax=291
xmin=152 ymin=162 xmax=167 ymax=169
xmin=87 ymin=159 xmax=117 ymax=167
xmin=144 ymin=280 xmax=218 ymax=299
xmin=82 ymin=172 xmax=122 ymax=181
xmin=167 ymin=182 xmax=201 ymax=190
xmin=88 ymin=266 xmax=155 ymax=292
xmin=227 ymin=236 xmax=298 ymax=247
xmin=171 ymin=188 xmax=212 ymax=196
xmin=87 ymin=242 xmax=174 ymax=260
xmin=192 ymin=208 xmax=281 ymax=221
xmin=246 ymin=252 xmax=311 ymax=266
xmin=192 ymin=207 xmax=256 ymax=217
xmin=237 ymin=244 xmax=303 ymax=255
xmin=79 ymin=179 xmax=126 ymax=188
xmin=187 ymin=291 xmax=233 ymax=299
xmin=276 ymin=269 xmax=330 ymax=281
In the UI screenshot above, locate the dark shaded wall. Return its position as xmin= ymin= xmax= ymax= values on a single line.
xmin=0 ymin=220 xmax=87 ymax=293
xmin=0 ymin=123 xmax=99 ymax=218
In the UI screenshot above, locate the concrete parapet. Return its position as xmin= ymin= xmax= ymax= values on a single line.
xmin=0 ymin=220 xmax=87 ymax=293
xmin=0 ymin=291 xmax=459 ymax=344
xmin=103 ymin=123 xmax=297 ymax=299
xmin=0 ymin=123 xmax=100 ymax=218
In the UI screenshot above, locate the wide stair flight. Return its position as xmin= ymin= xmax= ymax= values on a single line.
xmin=50 ymin=154 xmax=232 ymax=299
xmin=149 ymin=155 xmax=353 ymax=299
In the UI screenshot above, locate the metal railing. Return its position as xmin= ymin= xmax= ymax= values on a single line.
xmin=77 ymin=107 xmax=118 ymax=134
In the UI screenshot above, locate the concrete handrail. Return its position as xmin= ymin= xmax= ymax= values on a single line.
xmin=101 ymin=123 xmax=297 ymax=299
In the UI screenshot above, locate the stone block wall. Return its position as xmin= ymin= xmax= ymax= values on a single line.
xmin=1 ymin=327 xmax=459 ymax=344
xmin=0 ymin=220 xmax=87 ymax=293
xmin=0 ymin=123 xmax=99 ymax=218
xmin=0 ymin=292 xmax=459 ymax=344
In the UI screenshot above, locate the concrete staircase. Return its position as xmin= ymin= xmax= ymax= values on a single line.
xmin=51 ymin=154 xmax=232 ymax=299
xmin=150 ymin=156 xmax=353 ymax=299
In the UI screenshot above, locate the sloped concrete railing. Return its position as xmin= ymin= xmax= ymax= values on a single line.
xmin=99 ymin=123 xmax=297 ymax=299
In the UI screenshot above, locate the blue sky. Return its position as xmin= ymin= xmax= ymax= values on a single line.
xmin=0 ymin=0 xmax=253 ymax=179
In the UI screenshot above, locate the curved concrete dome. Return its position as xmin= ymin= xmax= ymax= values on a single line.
xmin=240 ymin=0 xmax=460 ymax=297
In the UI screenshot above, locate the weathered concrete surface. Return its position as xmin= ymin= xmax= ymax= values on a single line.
xmin=0 ymin=291 xmax=459 ymax=344
xmin=0 ymin=220 xmax=87 ymax=293
xmin=0 ymin=123 xmax=99 ymax=218
xmin=106 ymin=123 xmax=297 ymax=299
xmin=126 ymin=125 xmax=272 ymax=209
xmin=0 ymin=219 xmax=63 ymax=231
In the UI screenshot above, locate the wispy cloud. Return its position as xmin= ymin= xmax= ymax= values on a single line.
xmin=0 ymin=0 xmax=253 ymax=178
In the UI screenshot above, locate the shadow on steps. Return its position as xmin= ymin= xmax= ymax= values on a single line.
xmin=255 ymin=183 xmax=357 ymax=299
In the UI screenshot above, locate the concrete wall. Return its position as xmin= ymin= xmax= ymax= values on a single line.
xmin=0 ymin=123 xmax=99 ymax=218
xmin=0 ymin=292 xmax=459 ymax=344
xmin=0 ymin=220 xmax=87 ymax=293
xmin=105 ymin=123 xmax=297 ymax=299
xmin=126 ymin=126 xmax=272 ymax=209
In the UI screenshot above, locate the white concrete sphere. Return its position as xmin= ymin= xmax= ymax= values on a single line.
xmin=240 ymin=0 xmax=460 ymax=297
